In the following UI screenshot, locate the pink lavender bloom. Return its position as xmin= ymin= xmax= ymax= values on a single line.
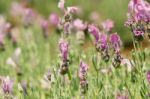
xmin=79 ymin=61 xmax=88 ymax=79
xmin=110 ymin=33 xmax=122 ymax=52
xmin=116 ymin=94 xmax=128 ymax=99
xmin=49 ymin=13 xmax=60 ymax=27
xmin=59 ymin=39 xmax=69 ymax=62
xmin=147 ymin=70 xmax=150 ymax=83
xmin=133 ymin=29 xmax=144 ymax=36
xmin=73 ymin=19 xmax=87 ymax=31
xmin=58 ymin=0 xmax=65 ymax=11
xmin=88 ymin=24 xmax=100 ymax=42
xmin=79 ymin=61 xmax=88 ymax=94
xmin=102 ymin=19 xmax=114 ymax=32
xmin=67 ymin=6 xmax=80 ymax=14
xmin=128 ymin=0 xmax=150 ymax=22
xmin=2 ymin=76 xmax=13 ymax=94
xmin=99 ymin=33 xmax=108 ymax=50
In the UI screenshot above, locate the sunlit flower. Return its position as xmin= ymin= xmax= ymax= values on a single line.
xmin=58 ymin=0 xmax=65 ymax=11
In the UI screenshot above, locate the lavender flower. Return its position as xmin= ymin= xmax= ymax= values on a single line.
xmin=49 ymin=13 xmax=60 ymax=27
xmin=88 ymin=24 xmax=100 ymax=42
xmin=59 ymin=38 xmax=69 ymax=62
xmin=128 ymin=0 xmax=150 ymax=22
xmin=147 ymin=70 xmax=150 ymax=83
xmin=79 ymin=61 xmax=88 ymax=94
xmin=109 ymin=33 xmax=122 ymax=52
xmin=102 ymin=19 xmax=114 ymax=32
xmin=67 ymin=6 xmax=80 ymax=14
xmin=59 ymin=39 xmax=69 ymax=75
xmin=73 ymin=19 xmax=87 ymax=31
xmin=99 ymin=33 xmax=108 ymax=50
xmin=2 ymin=76 xmax=13 ymax=94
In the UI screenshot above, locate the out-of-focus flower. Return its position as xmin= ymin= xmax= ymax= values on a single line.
xmin=2 ymin=76 xmax=13 ymax=94
xmin=79 ymin=61 xmax=88 ymax=94
xmin=102 ymin=19 xmax=114 ymax=32
xmin=116 ymin=94 xmax=128 ymax=99
xmin=59 ymin=39 xmax=69 ymax=62
xmin=88 ymin=24 xmax=100 ymax=42
xmin=41 ymin=20 xmax=49 ymax=38
xmin=128 ymin=0 xmax=150 ymax=22
xmin=49 ymin=13 xmax=60 ymax=27
xmin=58 ymin=0 xmax=65 ymax=11
xmin=147 ymin=70 xmax=150 ymax=83
xmin=67 ymin=6 xmax=80 ymax=14
xmin=23 ymin=8 xmax=34 ymax=26
xmin=73 ymin=19 xmax=87 ymax=31
xmin=99 ymin=33 xmax=108 ymax=50
xmin=110 ymin=33 xmax=122 ymax=52
xmin=76 ymin=31 xmax=85 ymax=45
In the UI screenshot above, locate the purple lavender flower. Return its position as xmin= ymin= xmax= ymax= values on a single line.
xmin=2 ymin=76 xmax=13 ymax=94
xmin=128 ymin=0 xmax=150 ymax=22
xmin=133 ymin=29 xmax=144 ymax=36
xmin=110 ymin=33 xmax=122 ymax=52
xmin=73 ymin=19 xmax=87 ymax=31
xmin=102 ymin=19 xmax=114 ymax=32
xmin=88 ymin=24 xmax=100 ymax=42
xmin=79 ymin=61 xmax=88 ymax=79
xmin=147 ymin=70 xmax=150 ymax=83
xmin=59 ymin=38 xmax=69 ymax=62
xmin=67 ymin=6 xmax=80 ymax=14
xmin=79 ymin=61 xmax=88 ymax=94
xmin=49 ymin=13 xmax=60 ymax=27
xmin=41 ymin=20 xmax=49 ymax=38
xmin=99 ymin=33 xmax=108 ymax=50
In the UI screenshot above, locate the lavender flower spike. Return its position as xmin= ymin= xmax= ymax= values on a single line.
xmin=59 ymin=38 xmax=69 ymax=62
xmin=2 ymin=76 xmax=13 ymax=94
xmin=88 ymin=24 xmax=100 ymax=42
xmin=79 ymin=61 xmax=88 ymax=95
xmin=110 ymin=33 xmax=122 ymax=52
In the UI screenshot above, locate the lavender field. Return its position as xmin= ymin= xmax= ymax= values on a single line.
xmin=0 ymin=0 xmax=150 ymax=99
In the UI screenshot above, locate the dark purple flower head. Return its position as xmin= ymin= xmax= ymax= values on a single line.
xmin=49 ymin=13 xmax=60 ymax=27
xmin=88 ymin=24 xmax=100 ymax=42
xmin=147 ymin=70 xmax=150 ymax=83
xmin=110 ymin=33 xmax=122 ymax=52
xmin=133 ymin=29 xmax=144 ymax=36
xmin=59 ymin=39 xmax=69 ymax=62
xmin=99 ymin=33 xmax=108 ymax=50
xmin=2 ymin=76 xmax=13 ymax=94
xmin=102 ymin=19 xmax=114 ymax=32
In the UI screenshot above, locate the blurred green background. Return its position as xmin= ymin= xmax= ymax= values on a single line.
xmin=0 ymin=0 xmax=150 ymax=46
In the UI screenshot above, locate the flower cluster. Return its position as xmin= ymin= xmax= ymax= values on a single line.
xmin=59 ymin=38 xmax=69 ymax=75
xmin=79 ymin=61 xmax=88 ymax=95
xmin=126 ymin=0 xmax=150 ymax=41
